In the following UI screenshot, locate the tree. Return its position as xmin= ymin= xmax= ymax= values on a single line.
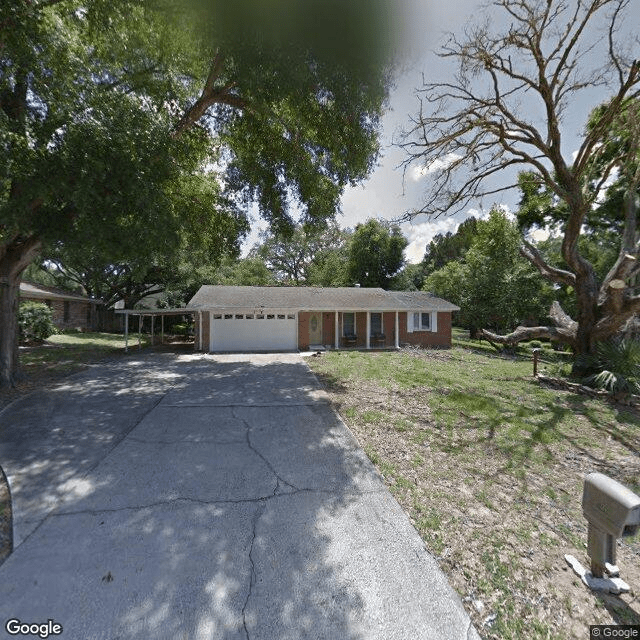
xmin=424 ymin=208 xmax=549 ymax=335
xmin=347 ymin=219 xmax=407 ymax=288
xmin=0 ymin=0 xmax=393 ymax=385
xmin=422 ymin=217 xmax=478 ymax=276
xmin=255 ymin=222 xmax=347 ymax=284
xmin=401 ymin=0 xmax=639 ymax=366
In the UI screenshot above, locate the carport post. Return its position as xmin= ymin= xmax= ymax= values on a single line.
xmin=199 ymin=310 xmax=203 ymax=351
xmin=151 ymin=315 xmax=155 ymax=347
xmin=161 ymin=315 xmax=164 ymax=345
xmin=138 ymin=314 xmax=142 ymax=350
xmin=124 ymin=313 xmax=129 ymax=352
xmin=334 ymin=311 xmax=339 ymax=349
xmin=395 ymin=311 xmax=399 ymax=348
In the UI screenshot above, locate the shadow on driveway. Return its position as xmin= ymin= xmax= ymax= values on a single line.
xmin=0 ymin=352 xmax=476 ymax=640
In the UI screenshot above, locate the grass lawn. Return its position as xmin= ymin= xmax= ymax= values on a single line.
xmin=20 ymin=331 xmax=152 ymax=374
xmin=308 ymin=328 xmax=640 ymax=640
xmin=0 ymin=332 xmax=155 ymax=413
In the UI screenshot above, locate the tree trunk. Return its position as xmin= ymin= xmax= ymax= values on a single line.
xmin=0 ymin=236 xmax=42 ymax=387
xmin=571 ymin=275 xmax=599 ymax=372
xmin=0 ymin=274 xmax=20 ymax=387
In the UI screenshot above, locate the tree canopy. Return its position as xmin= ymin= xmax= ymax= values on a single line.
xmin=402 ymin=0 xmax=640 ymax=364
xmin=424 ymin=209 xmax=549 ymax=335
xmin=0 ymin=0 xmax=394 ymax=385
xmin=347 ymin=220 xmax=407 ymax=289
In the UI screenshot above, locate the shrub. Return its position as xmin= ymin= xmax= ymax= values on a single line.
xmin=18 ymin=301 xmax=57 ymax=344
xmin=529 ymin=340 xmax=543 ymax=350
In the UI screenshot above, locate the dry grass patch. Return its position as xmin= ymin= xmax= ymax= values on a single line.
xmin=308 ymin=338 xmax=640 ymax=640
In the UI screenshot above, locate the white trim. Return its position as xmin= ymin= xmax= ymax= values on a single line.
xmin=334 ymin=311 xmax=339 ymax=349
xmin=431 ymin=311 xmax=438 ymax=333
xmin=395 ymin=311 xmax=399 ymax=348
xmin=407 ymin=311 xmax=413 ymax=333
xmin=366 ymin=312 xmax=370 ymax=349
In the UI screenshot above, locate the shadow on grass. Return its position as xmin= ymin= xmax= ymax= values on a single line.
xmin=596 ymin=592 xmax=640 ymax=626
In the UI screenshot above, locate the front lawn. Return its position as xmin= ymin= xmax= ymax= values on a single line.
xmin=307 ymin=330 xmax=640 ymax=640
xmin=19 ymin=331 xmax=152 ymax=377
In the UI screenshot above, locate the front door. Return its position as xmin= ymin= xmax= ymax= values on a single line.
xmin=309 ymin=312 xmax=322 ymax=345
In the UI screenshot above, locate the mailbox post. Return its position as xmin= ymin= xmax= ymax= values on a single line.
xmin=582 ymin=473 xmax=640 ymax=578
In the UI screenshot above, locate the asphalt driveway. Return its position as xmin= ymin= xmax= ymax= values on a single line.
xmin=0 ymin=351 xmax=479 ymax=640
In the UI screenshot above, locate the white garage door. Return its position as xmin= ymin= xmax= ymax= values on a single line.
xmin=210 ymin=313 xmax=297 ymax=352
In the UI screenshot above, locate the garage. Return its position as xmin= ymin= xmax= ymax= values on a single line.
xmin=209 ymin=312 xmax=298 ymax=352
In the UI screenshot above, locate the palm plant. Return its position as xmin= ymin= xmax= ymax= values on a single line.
xmin=580 ymin=339 xmax=640 ymax=397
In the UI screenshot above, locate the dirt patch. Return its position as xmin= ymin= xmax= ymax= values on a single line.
xmin=310 ymin=348 xmax=640 ymax=639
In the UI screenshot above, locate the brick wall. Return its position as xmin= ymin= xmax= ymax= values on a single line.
xmin=297 ymin=311 xmax=310 ymax=350
xmin=399 ymin=311 xmax=452 ymax=348
xmin=193 ymin=312 xmax=211 ymax=351
xmin=24 ymin=297 xmax=96 ymax=331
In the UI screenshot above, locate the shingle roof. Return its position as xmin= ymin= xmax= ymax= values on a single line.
xmin=188 ymin=285 xmax=459 ymax=312
xmin=20 ymin=282 xmax=100 ymax=303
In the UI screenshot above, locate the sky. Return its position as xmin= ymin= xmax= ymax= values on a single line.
xmin=243 ymin=0 xmax=639 ymax=263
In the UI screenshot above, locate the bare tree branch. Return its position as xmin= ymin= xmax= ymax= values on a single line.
xmin=173 ymin=51 xmax=246 ymax=137
xmin=520 ymin=239 xmax=576 ymax=287
xmin=478 ymin=324 xmax=576 ymax=346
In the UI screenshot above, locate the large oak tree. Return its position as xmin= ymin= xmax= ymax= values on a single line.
xmin=401 ymin=0 xmax=639 ymax=365
xmin=0 ymin=0 xmax=394 ymax=385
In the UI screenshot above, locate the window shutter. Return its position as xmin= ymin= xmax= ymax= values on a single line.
xmin=431 ymin=312 xmax=438 ymax=333
xmin=407 ymin=311 xmax=413 ymax=333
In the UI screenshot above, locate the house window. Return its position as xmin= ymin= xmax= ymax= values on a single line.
xmin=370 ymin=313 xmax=382 ymax=335
xmin=413 ymin=312 xmax=430 ymax=331
xmin=63 ymin=301 xmax=70 ymax=322
xmin=343 ymin=312 xmax=355 ymax=336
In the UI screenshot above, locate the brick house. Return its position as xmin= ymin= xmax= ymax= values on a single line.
xmin=189 ymin=286 xmax=459 ymax=352
xmin=20 ymin=282 xmax=101 ymax=331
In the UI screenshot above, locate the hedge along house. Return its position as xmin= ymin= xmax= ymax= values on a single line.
xmin=188 ymin=286 xmax=459 ymax=353
xmin=20 ymin=281 xmax=101 ymax=331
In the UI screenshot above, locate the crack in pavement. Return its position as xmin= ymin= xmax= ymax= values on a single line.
xmin=126 ymin=436 xmax=245 ymax=446
xmin=48 ymin=487 xmax=388 ymax=519
xmin=232 ymin=407 xmax=299 ymax=495
xmin=242 ymin=501 xmax=265 ymax=640
xmin=10 ymin=378 xmax=180 ymax=550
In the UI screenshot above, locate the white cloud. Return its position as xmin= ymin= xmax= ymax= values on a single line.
xmin=410 ymin=153 xmax=462 ymax=181
xmin=402 ymin=217 xmax=460 ymax=264
xmin=595 ymin=166 xmax=619 ymax=205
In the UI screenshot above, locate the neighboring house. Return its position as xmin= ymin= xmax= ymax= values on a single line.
xmin=20 ymin=281 xmax=101 ymax=331
xmin=188 ymin=285 xmax=459 ymax=353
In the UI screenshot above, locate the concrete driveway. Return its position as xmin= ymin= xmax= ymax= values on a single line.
xmin=0 ymin=351 xmax=479 ymax=640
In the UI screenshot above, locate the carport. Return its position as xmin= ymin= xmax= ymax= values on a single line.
xmin=116 ymin=308 xmax=205 ymax=352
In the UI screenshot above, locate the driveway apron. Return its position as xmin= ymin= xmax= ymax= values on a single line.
xmin=0 ymin=352 xmax=479 ymax=640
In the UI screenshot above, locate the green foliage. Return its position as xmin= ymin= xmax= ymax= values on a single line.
xmin=255 ymin=222 xmax=348 ymax=284
xmin=424 ymin=209 xmax=549 ymax=334
xmin=18 ymin=302 xmax=56 ymax=344
xmin=1 ymin=0 xmax=392 ymax=290
xmin=347 ymin=220 xmax=407 ymax=288
xmin=422 ymin=217 xmax=478 ymax=276
xmin=389 ymin=263 xmax=426 ymax=291
xmin=580 ymin=340 xmax=640 ymax=397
